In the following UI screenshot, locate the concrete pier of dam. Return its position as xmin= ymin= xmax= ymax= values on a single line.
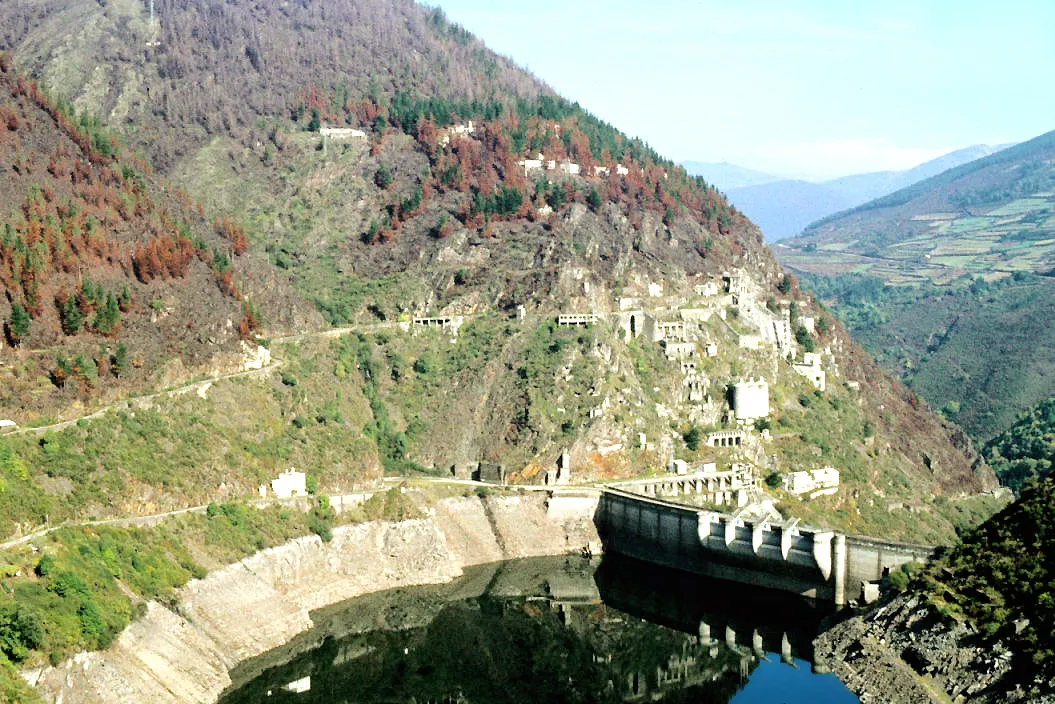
xmin=594 ymin=487 xmax=935 ymax=605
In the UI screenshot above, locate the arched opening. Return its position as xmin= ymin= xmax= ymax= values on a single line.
xmin=630 ymin=314 xmax=637 ymax=338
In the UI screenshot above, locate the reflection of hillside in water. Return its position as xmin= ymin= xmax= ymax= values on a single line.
xmin=218 ymin=556 xmax=839 ymax=704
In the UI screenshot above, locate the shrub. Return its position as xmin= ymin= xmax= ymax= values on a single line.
xmin=683 ymin=426 xmax=701 ymax=451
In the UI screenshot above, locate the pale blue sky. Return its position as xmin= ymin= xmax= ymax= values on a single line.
xmin=430 ymin=1 xmax=1055 ymax=180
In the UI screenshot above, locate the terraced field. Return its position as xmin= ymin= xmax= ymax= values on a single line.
xmin=779 ymin=192 xmax=1055 ymax=285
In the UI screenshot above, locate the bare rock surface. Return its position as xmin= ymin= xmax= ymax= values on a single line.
xmin=816 ymin=593 xmax=1055 ymax=704
xmin=29 ymin=492 xmax=599 ymax=703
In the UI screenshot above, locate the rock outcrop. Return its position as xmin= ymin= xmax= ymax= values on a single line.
xmin=26 ymin=492 xmax=599 ymax=703
xmin=815 ymin=593 xmax=1055 ymax=704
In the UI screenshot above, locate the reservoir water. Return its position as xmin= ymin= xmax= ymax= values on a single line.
xmin=220 ymin=554 xmax=858 ymax=703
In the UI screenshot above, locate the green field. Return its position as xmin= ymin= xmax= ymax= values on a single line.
xmin=781 ymin=194 xmax=1055 ymax=286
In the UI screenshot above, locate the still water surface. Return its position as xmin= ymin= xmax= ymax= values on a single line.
xmin=220 ymin=555 xmax=857 ymax=703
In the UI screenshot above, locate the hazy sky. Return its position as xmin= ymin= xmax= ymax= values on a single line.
xmin=431 ymin=1 xmax=1055 ymax=180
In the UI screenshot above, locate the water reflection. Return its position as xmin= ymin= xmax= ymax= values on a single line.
xmin=220 ymin=555 xmax=856 ymax=704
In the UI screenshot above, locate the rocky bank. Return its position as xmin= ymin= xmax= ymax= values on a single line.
xmin=815 ymin=592 xmax=1055 ymax=704
xmin=25 ymin=491 xmax=600 ymax=703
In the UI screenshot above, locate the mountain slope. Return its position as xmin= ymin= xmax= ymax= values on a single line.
xmin=824 ymin=144 xmax=1007 ymax=206
xmin=0 ymin=0 xmax=1002 ymax=546
xmin=983 ymin=396 xmax=1055 ymax=492
xmin=0 ymin=56 xmax=313 ymax=418
xmin=781 ymin=129 xmax=1055 ymax=441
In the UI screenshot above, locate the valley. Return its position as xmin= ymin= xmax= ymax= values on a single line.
xmin=0 ymin=0 xmax=1049 ymax=702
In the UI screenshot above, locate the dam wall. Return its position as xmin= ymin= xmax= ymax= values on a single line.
xmin=597 ymin=488 xmax=933 ymax=605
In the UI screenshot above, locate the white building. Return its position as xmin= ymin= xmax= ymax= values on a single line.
xmin=319 ymin=126 xmax=367 ymax=140
xmin=733 ymin=377 xmax=770 ymax=422
xmin=616 ymin=163 xmax=630 ymax=176
xmin=271 ymin=469 xmax=307 ymax=498
xmin=0 ymin=419 xmax=16 ymax=432
xmin=792 ymin=352 xmax=826 ymax=391
xmin=451 ymin=120 xmax=475 ymax=136
xmin=783 ymin=467 xmax=840 ymax=497
xmin=703 ymin=342 xmax=718 ymax=358
xmin=800 ymin=316 xmax=816 ymax=334
xmin=558 ymin=161 xmax=581 ymax=176
xmin=694 ymin=281 xmax=719 ymax=297
xmin=648 ymin=282 xmax=664 ymax=297
xmin=593 ymin=165 xmax=610 ymax=177
xmin=665 ymin=341 xmax=696 ymax=360
xmin=517 ymin=153 xmax=545 ymax=174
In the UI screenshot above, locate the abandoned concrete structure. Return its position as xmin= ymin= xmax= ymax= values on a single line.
xmin=474 ymin=462 xmax=506 ymax=484
xmin=792 ymin=352 xmax=826 ymax=391
xmin=706 ymin=429 xmax=746 ymax=448
xmin=545 ymin=452 xmax=573 ymax=485
xmin=783 ymin=467 xmax=840 ymax=497
xmin=684 ymin=375 xmax=708 ymax=403
xmin=694 ymin=281 xmax=719 ymax=297
xmin=609 ymin=462 xmax=757 ymax=508
xmin=664 ymin=341 xmax=696 ymax=361
xmin=733 ymin=378 xmax=770 ymax=422
xmin=411 ymin=316 xmax=464 ymax=335
xmin=557 ymin=313 xmax=599 ymax=327
xmin=319 ymin=126 xmax=367 ymax=140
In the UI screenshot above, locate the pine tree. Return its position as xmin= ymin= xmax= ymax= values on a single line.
xmin=6 ymin=303 xmax=30 ymax=345
xmin=60 ymin=295 xmax=84 ymax=335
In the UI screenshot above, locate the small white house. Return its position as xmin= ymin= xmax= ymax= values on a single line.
xmin=271 ymin=469 xmax=307 ymax=498
xmin=0 ymin=419 xmax=16 ymax=432
xmin=593 ymin=165 xmax=610 ymax=177
xmin=616 ymin=163 xmax=630 ymax=176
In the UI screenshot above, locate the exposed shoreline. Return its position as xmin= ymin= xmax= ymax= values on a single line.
xmin=25 ymin=492 xmax=601 ymax=704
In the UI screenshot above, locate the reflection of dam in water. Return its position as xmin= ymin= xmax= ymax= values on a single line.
xmin=220 ymin=556 xmax=853 ymax=704
xmin=595 ymin=553 xmax=836 ymax=701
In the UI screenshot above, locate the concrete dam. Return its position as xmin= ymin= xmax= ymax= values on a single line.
xmin=591 ymin=487 xmax=935 ymax=605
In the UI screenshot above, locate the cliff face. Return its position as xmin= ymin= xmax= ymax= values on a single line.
xmin=25 ymin=492 xmax=599 ymax=704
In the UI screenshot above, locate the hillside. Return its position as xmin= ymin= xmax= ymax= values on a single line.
xmin=782 ymin=129 xmax=1055 ymax=281
xmin=816 ymin=474 xmax=1055 ymax=703
xmin=798 ymin=271 xmax=1055 ymax=442
xmin=780 ymin=129 xmax=1055 ymax=442
xmin=0 ymin=0 xmax=1003 ymax=546
xmin=983 ymin=397 xmax=1055 ymax=493
xmin=0 ymin=57 xmax=313 ymax=420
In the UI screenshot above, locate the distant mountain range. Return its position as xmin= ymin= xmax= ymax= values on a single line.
xmin=683 ymin=144 xmax=1010 ymax=242
xmin=779 ymin=127 xmax=1055 ymax=442
xmin=679 ymin=161 xmax=786 ymax=190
